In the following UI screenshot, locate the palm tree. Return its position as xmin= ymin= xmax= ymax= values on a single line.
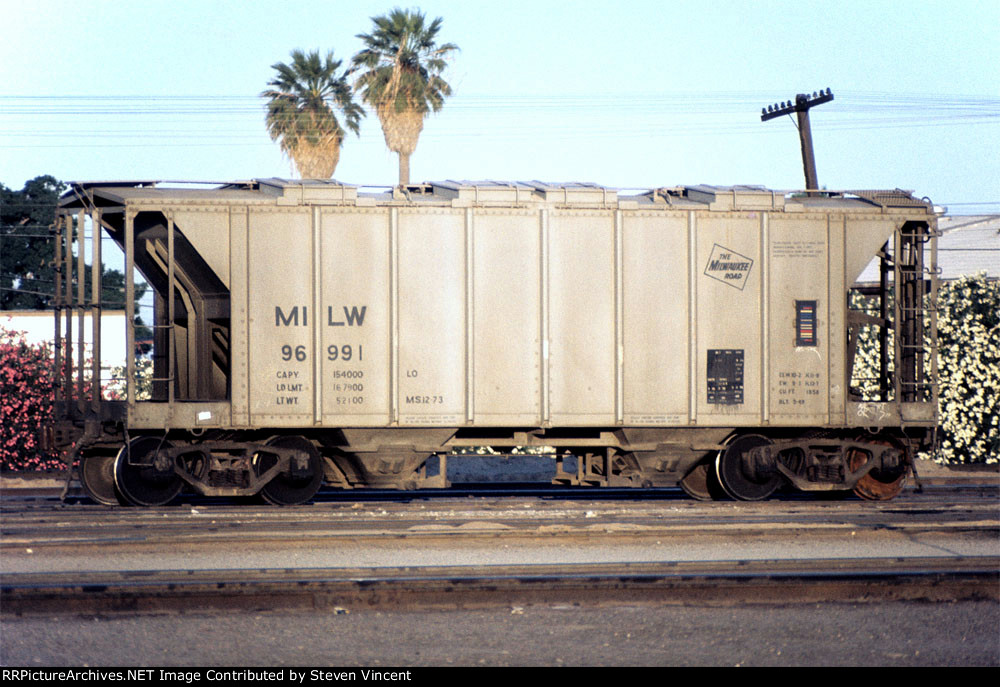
xmin=351 ymin=9 xmax=458 ymax=186
xmin=262 ymin=49 xmax=364 ymax=178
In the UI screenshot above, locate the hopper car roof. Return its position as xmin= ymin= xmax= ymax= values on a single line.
xmin=57 ymin=178 xmax=937 ymax=214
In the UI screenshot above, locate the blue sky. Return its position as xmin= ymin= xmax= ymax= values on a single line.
xmin=2 ymin=0 xmax=998 ymax=213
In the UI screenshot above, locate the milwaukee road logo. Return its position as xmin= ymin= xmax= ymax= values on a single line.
xmin=704 ymin=244 xmax=753 ymax=290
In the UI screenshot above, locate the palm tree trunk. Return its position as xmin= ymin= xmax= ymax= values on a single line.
xmin=398 ymin=151 xmax=411 ymax=186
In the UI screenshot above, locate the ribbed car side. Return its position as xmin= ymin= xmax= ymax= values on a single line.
xmin=47 ymin=180 xmax=939 ymax=505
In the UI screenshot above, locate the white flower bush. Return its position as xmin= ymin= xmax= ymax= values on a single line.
xmin=105 ymin=357 xmax=154 ymax=401
xmin=848 ymin=291 xmax=890 ymax=401
xmin=850 ymin=273 xmax=999 ymax=464
xmin=933 ymin=274 xmax=999 ymax=464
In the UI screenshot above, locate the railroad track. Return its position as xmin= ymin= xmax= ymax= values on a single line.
xmin=2 ymin=470 xmax=996 ymax=503
xmin=4 ymin=484 xmax=996 ymax=617
xmin=3 ymin=484 xmax=997 ymax=560
xmin=3 ymin=487 xmax=998 ymax=550
xmin=3 ymin=478 xmax=996 ymax=514
xmin=3 ymin=556 xmax=997 ymax=617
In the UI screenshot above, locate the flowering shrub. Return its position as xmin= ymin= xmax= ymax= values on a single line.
xmin=934 ymin=274 xmax=999 ymax=464
xmin=0 ymin=326 xmax=63 ymax=471
xmin=0 ymin=324 xmax=154 ymax=471
xmin=850 ymin=273 xmax=999 ymax=464
xmin=848 ymin=291 xmax=890 ymax=401
xmin=105 ymin=358 xmax=153 ymax=401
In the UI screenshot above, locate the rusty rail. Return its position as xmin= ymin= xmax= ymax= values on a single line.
xmin=3 ymin=557 xmax=997 ymax=617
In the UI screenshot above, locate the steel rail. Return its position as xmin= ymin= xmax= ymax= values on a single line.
xmin=2 ymin=476 xmax=996 ymax=507
xmin=2 ymin=557 xmax=997 ymax=617
xmin=3 ymin=485 xmax=997 ymax=555
xmin=4 ymin=505 xmax=997 ymax=552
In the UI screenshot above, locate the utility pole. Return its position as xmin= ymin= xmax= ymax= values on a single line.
xmin=761 ymin=88 xmax=834 ymax=196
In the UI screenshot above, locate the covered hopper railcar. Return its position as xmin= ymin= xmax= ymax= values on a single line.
xmin=48 ymin=179 xmax=939 ymax=505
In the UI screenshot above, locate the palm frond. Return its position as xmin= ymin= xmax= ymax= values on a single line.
xmin=349 ymin=9 xmax=458 ymax=184
xmin=260 ymin=48 xmax=364 ymax=177
xmin=351 ymin=9 xmax=458 ymax=117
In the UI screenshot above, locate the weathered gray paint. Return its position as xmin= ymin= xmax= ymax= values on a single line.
xmin=56 ymin=181 xmax=938 ymax=439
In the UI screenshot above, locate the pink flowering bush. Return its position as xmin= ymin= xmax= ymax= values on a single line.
xmin=1 ymin=324 xmax=153 ymax=472
xmin=0 ymin=325 xmax=63 ymax=471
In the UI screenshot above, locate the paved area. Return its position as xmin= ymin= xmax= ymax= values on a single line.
xmin=3 ymin=601 xmax=997 ymax=666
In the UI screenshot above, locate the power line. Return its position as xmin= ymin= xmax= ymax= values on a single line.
xmin=2 ymin=92 xmax=996 ymax=119
xmin=943 ymin=201 xmax=1000 ymax=206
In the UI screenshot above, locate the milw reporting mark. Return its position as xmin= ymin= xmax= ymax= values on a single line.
xmin=275 ymin=305 xmax=367 ymax=327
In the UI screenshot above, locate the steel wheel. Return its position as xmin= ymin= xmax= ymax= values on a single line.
xmin=679 ymin=459 xmax=728 ymax=501
xmin=113 ymin=436 xmax=182 ymax=507
xmin=256 ymin=436 xmax=324 ymax=506
xmin=849 ymin=443 xmax=906 ymax=501
xmin=714 ymin=434 xmax=781 ymax=501
xmin=79 ymin=453 xmax=119 ymax=506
